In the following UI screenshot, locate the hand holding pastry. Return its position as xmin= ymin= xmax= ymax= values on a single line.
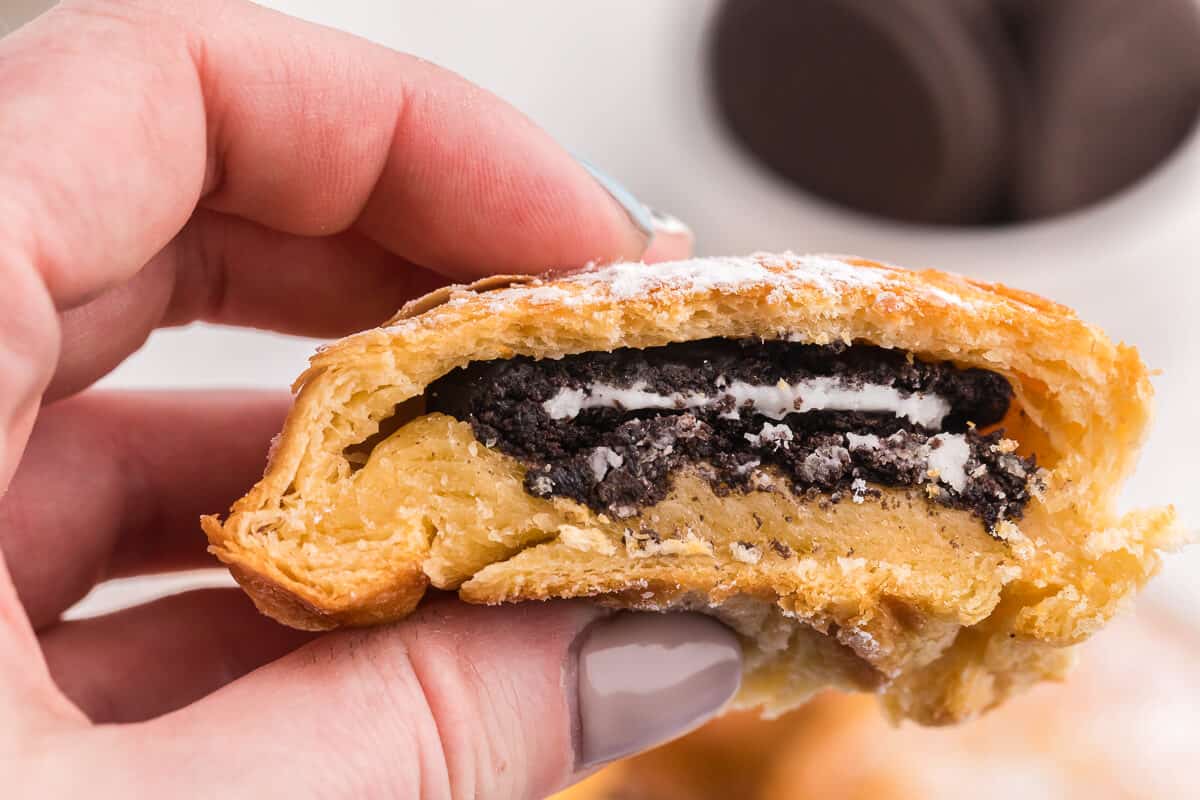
xmin=0 ymin=2 xmax=732 ymax=798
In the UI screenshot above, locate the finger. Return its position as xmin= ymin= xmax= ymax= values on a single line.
xmin=137 ymin=601 xmax=741 ymax=799
xmin=46 ymin=211 xmax=445 ymax=402
xmin=49 ymin=201 xmax=692 ymax=404
xmin=39 ymin=588 xmax=314 ymax=724
xmin=0 ymin=546 xmax=85 ymax=731
xmin=0 ymin=390 xmax=288 ymax=628
xmin=0 ymin=0 xmax=649 ymax=478
xmin=0 ymin=255 xmax=57 ymax=490
xmin=0 ymin=0 xmax=646 ymax=309
xmin=641 ymin=211 xmax=695 ymax=264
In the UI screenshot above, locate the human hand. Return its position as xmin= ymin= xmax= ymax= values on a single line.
xmin=0 ymin=2 xmax=739 ymax=797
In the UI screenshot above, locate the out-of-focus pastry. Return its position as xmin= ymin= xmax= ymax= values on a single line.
xmin=765 ymin=604 xmax=1199 ymax=800
xmin=560 ymin=604 xmax=1199 ymax=799
xmin=555 ymin=692 xmax=876 ymax=800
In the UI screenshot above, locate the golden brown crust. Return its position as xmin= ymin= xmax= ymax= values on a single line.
xmin=202 ymin=252 xmax=1182 ymax=723
xmin=553 ymin=693 xmax=879 ymax=800
xmin=385 ymin=273 xmax=538 ymax=323
xmin=560 ymin=607 xmax=1200 ymax=799
xmin=770 ymin=607 xmax=1200 ymax=800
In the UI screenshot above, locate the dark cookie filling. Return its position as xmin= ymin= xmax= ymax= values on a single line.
xmin=426 ymin=339 xmax=1037 ymax=532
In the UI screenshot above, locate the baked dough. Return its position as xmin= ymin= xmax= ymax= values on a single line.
xmin=202 ymin=252 xmax=1182 ymax=724
xmin=553 ymin=693 xmax=874 ymax=800
xmin=557 ymin=604 xmax=1200 ymax=799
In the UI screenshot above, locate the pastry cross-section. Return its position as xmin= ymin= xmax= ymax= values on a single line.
xmin=202 ymin=253 xmax=1182 ymax=724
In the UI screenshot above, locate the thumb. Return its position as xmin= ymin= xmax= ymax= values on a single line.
xmin=133 ymin=598 xmax=741 ymax=799
xmin=0 ymin=546 xmax=87 ymax=735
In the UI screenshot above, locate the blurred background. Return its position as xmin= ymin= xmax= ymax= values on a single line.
xmin=3 ymin=1 xmax=1199 ymax=796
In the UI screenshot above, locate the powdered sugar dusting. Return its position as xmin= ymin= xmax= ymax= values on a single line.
xmin=924 ymin=284 xmax=975 ymax=309
xmin=554 ymin=251 xmax=960 ymax=305
xmin=570 ymin=254 xmax=774 ymax=299
xmin=389 ymin=252 xmax=980 ymax=325
xmin=517 ymin=285 xmax=574 ymax=305
xmin=789 ymin=254 xmax=888 ymax=294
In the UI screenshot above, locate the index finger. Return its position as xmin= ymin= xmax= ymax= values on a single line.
xmin=0 ymin=0 xmax=654 ymax=484
xmin=0 ymin=0 xmax=648 ymax=308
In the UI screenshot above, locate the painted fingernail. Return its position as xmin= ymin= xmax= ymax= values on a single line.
xmin=647 ymin=207 xmax=693 ymax=238
xmin=575 ymin=156 xmax=656 ymax=240
xmin=575 ymin=612 xmax=742 ymax=768
xmin=642 ymin=207 xmax=695 ymax=262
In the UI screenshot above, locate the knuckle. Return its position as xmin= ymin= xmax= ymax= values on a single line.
xmin=395 ymin=623 xmax=535 ymax=800
xmin=0 ymin=246 xmax=59 ymax=410
xmin=336 ymin=628 xmax=455 ymax=799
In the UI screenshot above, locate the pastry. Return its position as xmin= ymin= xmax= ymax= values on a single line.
xmin=558 ymin=604 xmax=1199 ymax=799
xmin=202 ymin=252 xmax=1182 ymax=723
xmin=762 ymin=604 xmax=1200 ymax=800
xmin=553 ymin=693 xmax=877 ymax=800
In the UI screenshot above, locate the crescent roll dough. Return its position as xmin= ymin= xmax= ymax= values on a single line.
xmin=202 ymin=252 xmax=1182 ymax=724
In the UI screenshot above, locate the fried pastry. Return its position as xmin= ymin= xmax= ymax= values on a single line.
xmin=557 ymin=605 xmax=1199 ymax=799
xmin=202 ymin=252 xmax=1182 ymax=723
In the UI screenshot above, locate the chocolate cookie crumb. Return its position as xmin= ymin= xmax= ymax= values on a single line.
xmin=427 ymin=338 xmax=1035 ymax=535
xmin=770 ymin=539 xmax=794 ymax=558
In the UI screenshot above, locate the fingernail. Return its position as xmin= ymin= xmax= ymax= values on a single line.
xmin=646 ymin=207 xmax=692 ymax=237
xmin=575 ymin=612 xmax=742 ymax=768
xmin=642 ymin=207 xmax=695 ymax=262
xmin=575 ymin=155 xmax=656 ymax=240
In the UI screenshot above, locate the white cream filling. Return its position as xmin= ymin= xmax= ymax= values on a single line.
xmin=845 ymin=432 xmax=882 ymax=450
xmin=744 ymin=422 xmax=794 ymax=449
xmin=847 ymin=431 xmax=973 ymax=493
xmin=587 ymin=446 xmax=624 ymax=482
xmin=927 ymin=433 xmax=971 ymax=492
xmin=544 ymin=381 xmax=978 ymax=496
xmin=543 ymin=377 xmax=951 ymax=428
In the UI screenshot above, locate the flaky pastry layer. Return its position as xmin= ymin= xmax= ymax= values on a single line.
xmin=202 ymin=253 xmax=1182 ymax=723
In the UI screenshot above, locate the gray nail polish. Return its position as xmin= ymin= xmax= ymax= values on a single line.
xmin=646 ymin=207 xmax=694 ymax=237
xmin=575 ymin=612 xmax=742 ymax=768
xmin=575 ymin=155 xmax=656 ymax=239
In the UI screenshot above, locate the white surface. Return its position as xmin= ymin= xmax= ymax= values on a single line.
xmin=2 ymin=0 xmax=1193 ymax=616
